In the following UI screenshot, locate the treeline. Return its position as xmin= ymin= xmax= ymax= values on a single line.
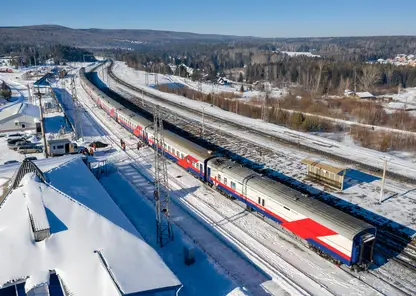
xmin=156 ymin=84 xmax=416 ymax=152
xmin=0 ymin=44 xmax=95 ymax=67
xmin=245 ymin=56 xmax=416 ymax=93
xmin=118 ymin=43 xmax=416 ymax=94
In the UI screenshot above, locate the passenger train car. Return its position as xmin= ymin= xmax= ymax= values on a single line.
xmin=79 ymin=65 xmax=376 ymax=268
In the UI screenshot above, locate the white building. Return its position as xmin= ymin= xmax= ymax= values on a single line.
xmin=0 ymin=102 xmax=40 ymax=133
xmin=0 ymin=156 xmax=182 ymax=296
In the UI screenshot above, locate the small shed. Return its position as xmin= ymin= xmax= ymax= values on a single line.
xmin=302 ymin=158 xmax=347 ymax=190
xmin=355 ymin=92 xmax=375 ymax=99
xmin=47 ymin=138 xmax=78 ymax=157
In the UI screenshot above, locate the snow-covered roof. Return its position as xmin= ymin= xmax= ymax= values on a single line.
xmin=355 ymin=92 xmax=374 ymax=98
xmin=0 ymin=102 xmax=40 ymax=122
xmin=0 ymin=156 xmax=181 ymax=295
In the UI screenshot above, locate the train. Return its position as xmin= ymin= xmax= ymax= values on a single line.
xmin=79 ymin=64 xmax=376 ymax=269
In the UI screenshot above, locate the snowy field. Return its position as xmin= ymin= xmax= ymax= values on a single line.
xmin=75 ymin=66 xmax=414 ymax=295
xmin=107 ymin=62 xmax=416 ymax=238
xmin=112 ymin=61 xmax=285 ymax=99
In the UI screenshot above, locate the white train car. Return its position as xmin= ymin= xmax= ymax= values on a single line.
xmin=207 ymin=157 xmax=376 ymax=267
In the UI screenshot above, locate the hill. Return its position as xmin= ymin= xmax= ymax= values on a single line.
xmin=0 ymin=25 xmax=253 ymax=48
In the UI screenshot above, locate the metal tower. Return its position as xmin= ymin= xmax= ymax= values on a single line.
xmin=153 ymin=105 xmax=173 ymax=247
xmin=71 ymin=77 xmax=84 ymax=142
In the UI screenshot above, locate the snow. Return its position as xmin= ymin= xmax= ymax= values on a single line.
xmin=74 ymin=71 xmax=409 ymax=296
xmin=278 ymin=51 xmax=320 ymax=58
xmin=108 ymin=62 xmax=416 ymax=237
xmin=112 ymin=61 xmax=286 ymax=99
xmin=355 ymin=91 xmax=374 ymax=98
xmin=25 ymin=182 xmax=50 ymax=233
xmin=0 ymin=156 xmax=181 ymax=295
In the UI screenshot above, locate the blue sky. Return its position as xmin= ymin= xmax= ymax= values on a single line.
xmin=1 ymin=0 xmax=415 ymax=37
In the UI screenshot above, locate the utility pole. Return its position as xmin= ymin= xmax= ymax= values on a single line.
xmin=142 ymin=88 xmax=145 ymax=107
xmin=153 ymin=105 xmax=173 ymax=247
xmin=27 ymin=84 xmax=32 ymax=104
xmin=145 ymin=72 xmax=149 ymax=86
xmin=379 ymin=158 xmax=388 ymax=204
xmin=36 ymin=87 xmax=48 ymax=158
xmin=201 ymin=106 xmax=205 ymax=137
xmin=261 ymin=95 xmax=269 ymax=122
xmin=354 ymin=67 xmax=357 ymax=93
xmin=197 ymin=80 xmax=202 ymax=93
xmin=71 ymin=77 xmax=84 ymax=142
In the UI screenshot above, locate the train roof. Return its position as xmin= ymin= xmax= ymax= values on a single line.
xmin=213 ymin=158 xmax=374 ymax=240
xmin=156 ymin=129 xmax=212 ymax=160
xmin=248 ymin=177 xmax=374 ymax=240
xmin=210 ymin=157 xmax=258 ymax=181
xmin=120 ymin=108 xmax=153 ymax=127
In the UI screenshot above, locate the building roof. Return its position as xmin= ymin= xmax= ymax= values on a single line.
xmin=0 ymin=102 xmax=40 ymax=122
xmin=355 ymin=92 xmax=374 ymax=98
xmin=302 ymin=158 xmax=346 ymax=175
xmin=0 ymin=156 xmax=181 ymax=295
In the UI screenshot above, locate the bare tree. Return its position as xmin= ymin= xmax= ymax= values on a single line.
xmin=358 ymin=65 xmax=380 ymax=90
xmin=314 ymin=60 xmax=325 ymax=94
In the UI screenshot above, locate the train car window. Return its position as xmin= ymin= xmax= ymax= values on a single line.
xmin=262 ymin=199 xmax=265 ymax=207
xmin=224 ymin=178 xmax=228 ymax=185
xmin=218 ymin=174 xmax=221 ymax=181
xmin=231 ymin=182 xmax=236 ymax=190
xmin=172 ymin=148 xmax=175 ymax=154
xmin=181 ymin=153 xmax=184 ymax=159
xmin=258 ymin=197 xmax=261 ymax=204
xmin=283 ymin=206 xmax=290 ymax=211
xmin=176 ymin=151 xmax=180 ymax=158
xmin=168 ymin=146 xmax=171 ymax=152
xmin=164 ymin=143 xmax=167 ymax=149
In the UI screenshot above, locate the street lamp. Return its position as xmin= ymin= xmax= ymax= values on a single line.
xmin=379 ymin=157 xmax=390 ymax=204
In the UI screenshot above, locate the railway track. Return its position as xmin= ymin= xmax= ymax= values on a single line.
xmin=99 ymin=62 xmax=416 ymax=247
xmin=78 ymin=68 xmax=412 ymax=296
xmin=75 ymin=78 xmax=331 ymax=296
xmin=107 ymin=60 xmax=416 ymax=185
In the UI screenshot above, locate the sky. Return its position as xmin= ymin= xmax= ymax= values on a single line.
xmin=1 ymin=0 xmax=415 ymax=38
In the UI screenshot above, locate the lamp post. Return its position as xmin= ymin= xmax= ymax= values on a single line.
xmin=379 ymin=157 xmax=390 ymax=203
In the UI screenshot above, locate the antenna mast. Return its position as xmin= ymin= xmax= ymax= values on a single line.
xmin=153 ymin=105 xmax=173 ymax=247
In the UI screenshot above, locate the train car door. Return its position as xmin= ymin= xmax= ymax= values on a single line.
xmin=359 ymin=233 xmax=375 ymax=268
xmin=207 ymin=167 xmax=211 ymax=182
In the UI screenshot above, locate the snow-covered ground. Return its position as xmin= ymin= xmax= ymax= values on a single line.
xmin=75 ymin=66 xmax=414 ymax=295
xmin=113 ymin=61 xmax=285 ymax=99
xmin=107 ymin=62 xmax=416 ymax=238
xmin=386 ymin=87 xmax=416 ymax=116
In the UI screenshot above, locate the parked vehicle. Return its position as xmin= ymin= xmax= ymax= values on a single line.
xmin=6 ymin=133 xmax=26 ymax=140
xmin=25 ymin=156 xmax=38 ymax=161
xmin=7 ymin=137 xmax=25 ymax=144
xmin=89 ymin=141 xmax=109 ymax=148
xmin=17 ymin=144 xmax=43 ymax=154
xmin=4 ymin=160 xmax=19 ymax=165
xmin=8 ymin=140 xmax=31 ymax=150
